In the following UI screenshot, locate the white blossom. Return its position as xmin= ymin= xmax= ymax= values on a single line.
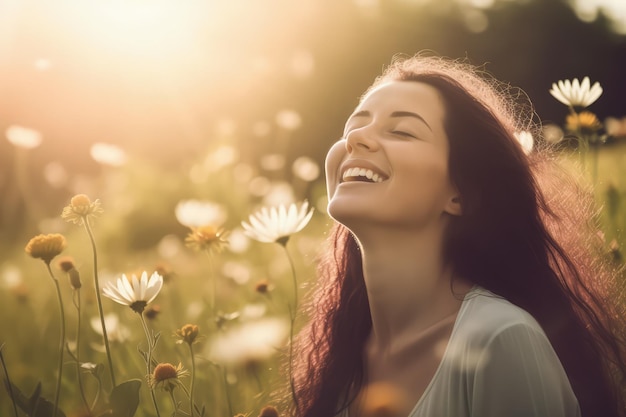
xmin=549 ymin=76 xmax=602 ymax=108
xmin=102 ymin=271 xmax=163 ymax=314
xmin=241 ymin=201 xmax=313 ymax=244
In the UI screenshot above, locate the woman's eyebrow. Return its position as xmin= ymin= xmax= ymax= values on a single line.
xmin=347 ymin=110 xmax=432 ymax=132
xmin=390 ymin=111 xmax=432 ymax=131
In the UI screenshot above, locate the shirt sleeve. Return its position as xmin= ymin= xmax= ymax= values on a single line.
xmin=470 ymin=323 xmax=581 ymax=417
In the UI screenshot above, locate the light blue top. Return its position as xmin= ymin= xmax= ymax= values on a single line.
xmin=345 ymin=286 xmax=581 ymax=417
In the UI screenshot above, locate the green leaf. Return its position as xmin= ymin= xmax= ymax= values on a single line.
xmin=3 ymin=381 xmax=67 ymax=417
xmin=109 ymin=379 xmax=142 ymax=417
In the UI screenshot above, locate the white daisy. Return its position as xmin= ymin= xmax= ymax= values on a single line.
xmin=102 ymin=271 xmax=163 ymax=314
xmin=241 ymin=201 xmax=314 ymax=245
xmin=549 ymin=76 xmax=602 ymax=108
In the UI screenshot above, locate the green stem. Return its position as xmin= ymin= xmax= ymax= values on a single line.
xmin=281 ymin=245 xmax=298 ymax=321
xmin=139 ymin=314 xmax=161 ymax=417
xmin=46 ymin=263 xmax=66 ymax=417
xmin=204 ymin=251 xmax=216 ymax=318
xmin=90 ymin=374 xmax=102 ymax=411
xmin=281 ymin=244 xmax=299 ymax=410
xmin=169 ymin=389 xmax=179 ymax=416
xmin=188 ymin=344 xmax=196 ymax=417
xmin=177 ymin=383 xmax=202 ymax=416
xmin=0 ymin=343 xmax=19 ymax=417
xmin=591 ymin=143 xmax=599 ymax=188
xmin=83 ymin=219 xmax=116 ymax=387
xmin=221 ymin=365 xmax=233 ymax=417
xmin=251 ymin=364 xmax=263 ymax=394
xmin=73 ymin=291 xmax=91 ymax=414
xmin=287 ymin=304 xmax=298 ymax=412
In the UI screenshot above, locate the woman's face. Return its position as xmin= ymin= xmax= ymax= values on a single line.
xmin=325 ymin=81 xmax=460 ymax=231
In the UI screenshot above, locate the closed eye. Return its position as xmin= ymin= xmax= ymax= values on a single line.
xmin=391 ymin=130 xmax=417 ymax=139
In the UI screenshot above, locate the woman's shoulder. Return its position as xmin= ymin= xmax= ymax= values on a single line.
xmin=453 ymin=286 xmax=548 ymax=347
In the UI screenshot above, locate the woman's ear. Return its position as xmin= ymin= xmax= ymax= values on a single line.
xmin=444 ymin=195 xmax=463 ymax=216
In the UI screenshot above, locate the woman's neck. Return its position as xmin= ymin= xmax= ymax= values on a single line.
xmin=355 ymin=224 xmax=471 ymax=356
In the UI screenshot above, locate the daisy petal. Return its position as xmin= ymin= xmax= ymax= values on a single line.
xmin=550 ymin=76 xmax=602 ymax=108
xmin=240 ymin=201 xmax=314 ymax=244
xmin=101 ymin=271 xmax=162 ymax=312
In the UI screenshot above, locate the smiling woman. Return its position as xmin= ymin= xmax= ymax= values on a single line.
xmin=326 ymin=81 xmax=458 ymax=235
xmin=288 ymin=54 xmax=626 ymax=417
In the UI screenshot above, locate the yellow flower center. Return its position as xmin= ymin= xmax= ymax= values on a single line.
xmin=130 ymin=300 xmax=148 ymax=314
xmin=196 ymin=225 xmax=219 ymax=240
xmin=184 ymin=225 xmax=228 ymax=252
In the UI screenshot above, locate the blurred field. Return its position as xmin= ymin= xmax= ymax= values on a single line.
xmin=1 ymin=126 xmax=625 ymax=416
xmin=0 ymin=133 xmax=332 ymax=416
xmin=1 ymin=1 xmax=625 ymax=416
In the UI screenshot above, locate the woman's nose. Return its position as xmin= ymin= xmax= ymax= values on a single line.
xmin=344 ymin=127 xmax=380 ymax=153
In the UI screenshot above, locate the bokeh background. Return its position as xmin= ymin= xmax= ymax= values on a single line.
xmin=1 ymin=0 xmax=626 ymax=243
xmin=1 ymin=1 xmax=625 ymax=416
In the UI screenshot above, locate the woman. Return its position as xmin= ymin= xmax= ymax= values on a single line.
xmin=290 ymin=55 xmax=626 ymax=417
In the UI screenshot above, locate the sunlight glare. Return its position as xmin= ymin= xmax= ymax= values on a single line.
xmin=66 ymin=0 xmax=205 ymax=59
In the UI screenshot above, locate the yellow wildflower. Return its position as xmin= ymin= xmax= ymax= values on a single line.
xmin=61 ymin=194 xmax=103 ymax=226
xmin=184 ymin=225 xmax=229 ymax=253
xmin=175 ymin=324 xmax=199 ymax=345
xmin=566 ymin=111 xmax=602 ymax=133
xmin=25 ymin=234 xmax=66 ymax=264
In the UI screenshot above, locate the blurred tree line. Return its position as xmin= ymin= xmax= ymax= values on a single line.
xmin=286 ymin=0 xmax=626 ymax=161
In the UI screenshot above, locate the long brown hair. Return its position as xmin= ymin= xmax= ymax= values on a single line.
xmin=289 ymin=55 xmax=626 ymax=417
